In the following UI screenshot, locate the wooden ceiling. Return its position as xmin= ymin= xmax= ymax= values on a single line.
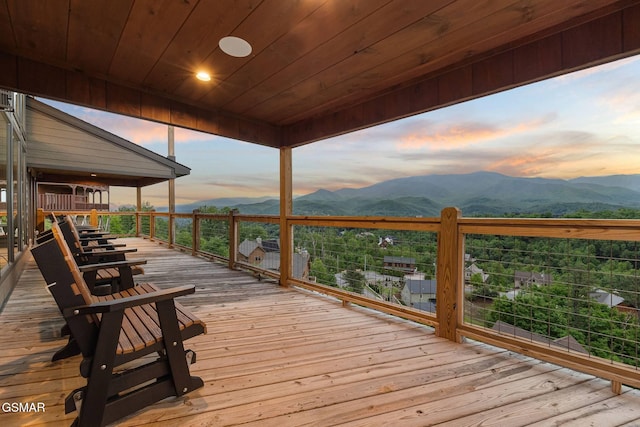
xmin=0 ymin=0 xmax=638 ymax=148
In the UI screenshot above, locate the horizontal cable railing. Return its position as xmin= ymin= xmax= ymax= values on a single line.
xmin=287 ymin=216 xmax=441 ymax=327
xmin=459 ymin=217 xmax=640 ymax=390
xmin=39 ymin=209 xmax=640 ymax=390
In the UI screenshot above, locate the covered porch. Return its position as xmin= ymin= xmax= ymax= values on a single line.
xmin=3 ymin=237 xmax=640 ymax=426
xmin=1 ymin=1 xmax=640 ymax=425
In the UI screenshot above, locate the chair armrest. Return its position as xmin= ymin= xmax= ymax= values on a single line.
xmin=78 ymin=231 xmax=108 ymax=237
xmin=78 ymin=248 xmax=138 ymax=256
xmin=91 ymin=243 xmax=127 ymax=248
xmin=79 ymin=235 xmax=116 ymax=242
xmin=63 ymin=285 xmax=195 ymax=316
xmin=78 ymin=259 xmax=147 ymax=272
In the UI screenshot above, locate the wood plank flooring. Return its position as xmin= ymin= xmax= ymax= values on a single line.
xmin=2 ymin=238 xmax=640 ymax=426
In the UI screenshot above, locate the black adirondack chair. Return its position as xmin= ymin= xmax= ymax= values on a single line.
xmin=57 ymin=217 xmax=146 ymax=293
xmin=31 ymin=222 xmax=206 ymax=427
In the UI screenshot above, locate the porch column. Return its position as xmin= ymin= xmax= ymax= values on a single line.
xmin=168 ymin=125 xmax=175 ymax=246
xmin=136 ymin=187 xmax=142 ymax=236
xmin=436 ymin=207 xmax=462 ymax=342
xmin=279 ymin=147 xmax=292 ymax=287
xmin=167 ymin=125 xmax=176 ymax=213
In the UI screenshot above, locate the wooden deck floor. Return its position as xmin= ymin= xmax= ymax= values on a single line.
xmin=2 ymin=238 xmax=640 ymax=426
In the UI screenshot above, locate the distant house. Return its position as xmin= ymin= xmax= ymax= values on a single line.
xmin=401 ymin=278 xmax=437 ymax=312
xmin=238 ymin=239 xmax=265 ymax=265
xmin=465 ymin=263 xmax=489 ymax=283
xmin=259 ymin=252 xmax=310 ymax=279
xmin=589 ymin=289 xmax=638 ymax=317
xmin=514 ymin=270 xmax=552 ymax=289
xmin=589 ymin=289 xmax=625 ymax=308
xmin=378 ymin=236 xmax=394 ymax=248
xmin=238 ymin=238 xmax=309 ymax=279
xmin=492 ymin=320 xmax=588 ymax=354
xmin=383 ymin=256 xmax=416 ymax=274
xmin=261 ymin=239 xmax=280 ymax=252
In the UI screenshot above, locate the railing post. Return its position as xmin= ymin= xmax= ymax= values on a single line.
xmin=89 ymin=209 xmax=98 ymax=228
xmin=149 ymin=211 xmax=155 ymax=239
xmin=436 ymin=207 xmax=462 ymax=342
xmin=192 ymin=209 xmax=200 ymax=256
xmin=36 ymin=208 xmax=45 ymax=233
xmin=135 ymin=212 xmax=140 ymax=237
xmin=228 ymin=209 xmax=238 ymax=270
xmin=279 ymin=147 xmax=293 ymax=287
xmin=168 ymin=213 xmax=175 ymax=248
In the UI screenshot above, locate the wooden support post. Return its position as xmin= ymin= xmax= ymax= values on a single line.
xmin=36 ymin=208 xmax=45 ymax=233
xmin=192 ymin=209 xmax=200 ymax=256
xmin=228 ymin=209 xmax=238 ymax=270
xmin=436 ymin=207 xmax=462 ymax=342
xmin=168 ymin=125 xmax=175 ymax=248
xmin=136 ymin=187 xmax=142 ymax=236
xmin=168 ymin=214 xmax=175 ymax=248
xmin=279 ymin=147 xmax=293 ymax=287
xmin=612 ymin=380 xmax=622 ymax=395
xmin=89 ymin=209 xmax=98 ymax=228
xmin=149 ymin=211 xmax=155 ymax=240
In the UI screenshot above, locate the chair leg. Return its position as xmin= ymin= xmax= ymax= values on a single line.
xmin=61 ymin=323 xmax=71 ymax=336
xmin=52 ymin=336 xmax=81 ymax=361
xmin=156 ymin=299 xmax=195 ymax=396
xmin=75 ymin=310 xmax=122 ymax=427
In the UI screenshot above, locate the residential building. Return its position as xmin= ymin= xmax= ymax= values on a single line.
xmin=383 ymin=256 xmax=416 ymax=274
xmin=401 ymin=278 xmax=437 ymax=312
xmin=514 ymin=270 xmax=552 ymax=289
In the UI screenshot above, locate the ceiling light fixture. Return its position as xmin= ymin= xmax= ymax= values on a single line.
xmin=196 ymin=71 xmax=211 ymax=81
xmin=219 ymin=36 xmax=252 ymax=58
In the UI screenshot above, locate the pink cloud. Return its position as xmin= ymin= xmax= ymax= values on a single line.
xmin=396 ymin=114 xmax=556 ymax=150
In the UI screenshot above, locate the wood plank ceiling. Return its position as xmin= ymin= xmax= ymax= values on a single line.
xmin=0 ymin=0 xmax=638 ymax=148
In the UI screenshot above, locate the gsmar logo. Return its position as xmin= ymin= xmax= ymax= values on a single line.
xmin=2 ymin=402 xmax=46 ymax=412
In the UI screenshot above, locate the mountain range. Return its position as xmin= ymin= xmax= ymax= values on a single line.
xmin=171 ymin=172 xmax=640 ymax=217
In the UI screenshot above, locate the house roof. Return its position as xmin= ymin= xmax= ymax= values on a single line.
xmin=259 ymin=252 xmax=309 ymax=279
xmin=411 ymin=301 xmax=437 ymax=313
xmin=589 ymin=289 xmax=625 ymax=308
xmin=0 ymin=2 xmax=636 ymax=148
xmin=238 ymin=239 xmax=263 ymax=258
xmin=492 ymin=320 xmax=588 ymax=354
xmin=405 ymin=279 xmax=437 ymax=295
xmin=26 ymin=97 xmax=190 ymax=187
xmin=514 ymin=270 xmax=552 ymax=285
xmin=384 ymin=256 xmax=416 ymax=264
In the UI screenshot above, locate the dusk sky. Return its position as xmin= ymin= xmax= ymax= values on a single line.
xmin=42 ymin=54 xmax=640 ymax=208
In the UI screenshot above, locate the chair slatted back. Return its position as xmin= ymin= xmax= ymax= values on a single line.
xmin=31 ymin=221 xmax=99 ymax=356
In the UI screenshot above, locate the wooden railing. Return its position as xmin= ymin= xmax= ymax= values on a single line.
xmin=38 ymin=194 xmax=109 ymax=211
xmin=39 ymin=208 xmax=640 ymax=392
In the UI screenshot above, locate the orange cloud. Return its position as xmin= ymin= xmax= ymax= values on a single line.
xmin=397 ymin=114 xmax=556 ymax=150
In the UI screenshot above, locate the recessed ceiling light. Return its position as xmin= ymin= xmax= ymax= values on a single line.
xmin=196 ymin=71 xmax=211 ymax=81
xmin=219 ymin=36 xmax=252 ymax=58
xmin=90 ymin=173 xmax=97 ymax=177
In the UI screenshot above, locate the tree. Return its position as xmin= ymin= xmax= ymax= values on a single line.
xmin=487 ymin=283 xmax=640 ymax=365
xmin=344 ymin=269 xmax=366 ymax=294
xmin=310 ymin=258 xmax=336 ymax=286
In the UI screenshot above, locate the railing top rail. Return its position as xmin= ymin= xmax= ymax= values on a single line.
xmin=236 ymin=214 xmax=280 ymax=223
xmin=287 ymin=215 xmax=441 ymax=231
xmin=459 ymin=216 xmax=640 ymax=227
xmin=460 ymin=217 xmax=640 ymax=241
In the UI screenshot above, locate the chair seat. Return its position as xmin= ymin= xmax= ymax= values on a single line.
xmin=95 ymin=282 xmax=206 ymax=355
